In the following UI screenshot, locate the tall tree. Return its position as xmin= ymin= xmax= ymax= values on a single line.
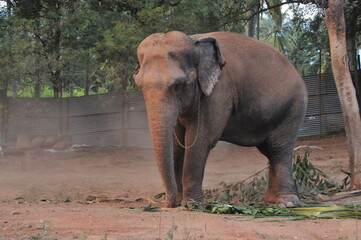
xmin=259 ymin=11 xmax=297 ymax=55
xmin=324 ymin=0 xmax=361 ymax=188
xmin=15 ymin=0 xmax=66 ymax=98
xmin=247 ymin=0 xmax=260 ymax=38
xmin=0 ymin=1 xmax=7 ymax=95
xmin=344 ymin=0 xmax=361 ymax=71
xmin=288 ymin=12 xmax=331 ymax=75
xmin=6 ymin=0 xmax=16 ymax=96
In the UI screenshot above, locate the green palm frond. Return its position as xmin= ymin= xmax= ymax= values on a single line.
xmin=195 ymin=203 xmax=361 ymax=219
xmin=288 ymin=204 xmax=361 ymax=219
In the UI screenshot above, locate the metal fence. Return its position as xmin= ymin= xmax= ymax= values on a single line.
xmin=300 ymin=71 xmax=360 ymax=137
xmin=0 ymin=71 xmax=360 ymax=148
xmin=0 ymin=91 xmax=151 ymax=148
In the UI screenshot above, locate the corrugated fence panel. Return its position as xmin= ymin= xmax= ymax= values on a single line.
xmin=9 ymin=97 xmax=62 ymax=117
xmin=324 ymin=113 xmax=344 ymax=133
xmin=126 ymin=91 xmax=151 ymax=147
xmin=67 ymin=92 xmax=124 ymax=146
xmin=325 ymin=75 xmax=338 ymax=95
xmin=306 ymin=96 xmax=321 ymax=116
xmin=2 ymin=71 xmax=359 ymax=147
xmin=127 ymin=128 xmax=152 ymax=148
xmin=127 ymin=91 xmax=146 ymax=111
xmin=68 ymin=113 xmax=123 ymax=135
xmin=322 ymin=94 xmax=342 ymax=114
xmin=299 ymin=115 xmax=322 ymax=137
xmin=127 ymin=111 xmax=148 ymax=129
xmin=301 ymin=72 xmax=345 ymax=137
xmin=68 ymin=92 xmax=123 ymax=117
xmin=71 ymin=129 xmax=123 ymax=146
xmin=6 ymin=98 xmax=63 ymax=143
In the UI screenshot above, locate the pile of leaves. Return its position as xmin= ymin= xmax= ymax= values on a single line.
xmin=292 ymin=147 xmax=346 ymax=198
xmin=204 ymin=146 xmax=350 ymax=204
xmin=151 ymin=146 xmax=360 ymax=219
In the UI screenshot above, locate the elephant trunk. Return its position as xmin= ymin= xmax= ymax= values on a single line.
xmin=144 ymin=91 xmax=179 ymax=207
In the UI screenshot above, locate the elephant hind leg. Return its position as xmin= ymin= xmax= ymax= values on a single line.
xmin=257 ymin=133 xmax=300 ymax=207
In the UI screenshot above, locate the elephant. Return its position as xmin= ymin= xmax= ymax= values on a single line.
xmin=134 ymin=31 xmax=308 ymax=208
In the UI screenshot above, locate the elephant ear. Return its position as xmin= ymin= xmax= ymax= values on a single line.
xmin=195 ymin=37 xmax=226 ymax=96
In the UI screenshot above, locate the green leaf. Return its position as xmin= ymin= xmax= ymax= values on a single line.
xmin=143 ymin=204 xmax=159 ymax=212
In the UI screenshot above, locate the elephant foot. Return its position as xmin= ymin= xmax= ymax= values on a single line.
xmin=181 ymin=199 xmax=206 ymax=210
xmin=175 ymin=194 xmax=183 ymax=206
xmin=181 ymin=192 xmax=204 ymax=209
xmin=165 ymin=192 xmax=200 ymax=208
xmin=164 ymin=192 xmax=178 ymax=208
xmin=263 ymin=192 xmax=300 ymax=208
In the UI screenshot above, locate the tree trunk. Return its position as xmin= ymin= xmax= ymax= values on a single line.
xmin=33 ymin=19 xmax=42 ymax=98
xmin=84 ymin=53 xmax=90 ymax=96
xmin=43 ymin=0 xmax=63 ymax=98
xmin=53 ymin=6 xmax=62 ymax=99
xmin=6 ymin=0 xmax=17 ymax=97
xmin=34 ymin=56 xmax=42 ymax=97
xmin=52 ymin=70 xmax=62 ymax=98
xmin=324 ymin=0 xmax=361 ymax=189
xmin=247 ymin=0 xmax=258 ymax=38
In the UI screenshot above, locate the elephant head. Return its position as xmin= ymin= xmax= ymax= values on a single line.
xmin=134 ymin=31 xmax=225 ymax=207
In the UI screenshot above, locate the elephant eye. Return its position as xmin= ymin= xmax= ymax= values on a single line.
xmin=168 ymin=51 xmax=178 ymax=60
xmin=173 ymin=82 xmax=183 ymax=94
xmin=172 ymin=78 xmax=187 ymax=94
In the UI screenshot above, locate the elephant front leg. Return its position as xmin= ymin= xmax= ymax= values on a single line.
xmin=173 ymin=124 xmax=185 ymax=205
xmin=181 ymin=140 xmax=211 ymax=205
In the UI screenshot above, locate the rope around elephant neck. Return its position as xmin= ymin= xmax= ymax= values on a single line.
xmin=173 ymin=95 xmax=200 ymax=149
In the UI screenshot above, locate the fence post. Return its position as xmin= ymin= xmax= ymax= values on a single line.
xmin=65 ymin=97 xmax=69 ymax=137
xmin=318 ymin=73 xmax=327 ymax=135
xmin=357 ymin=70 xmax=361 ymax=116
xmin=0 ymin=90 xmax=8 ymax=146
xmin=121 ymin=91 xmax=127 ymax=148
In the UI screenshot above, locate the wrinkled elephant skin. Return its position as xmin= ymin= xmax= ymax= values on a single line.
xmin=134 ymin=31 xmax=308 ymax=208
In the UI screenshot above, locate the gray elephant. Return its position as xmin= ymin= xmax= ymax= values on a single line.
xmin=134 ymin=31 xmax=307 ymax=208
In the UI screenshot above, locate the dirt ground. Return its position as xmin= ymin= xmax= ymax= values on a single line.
xmin=0 ymin=133 xmax=360 ymax=240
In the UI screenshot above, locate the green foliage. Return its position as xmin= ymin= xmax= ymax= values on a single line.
xmin=205 ymin=147 xmax=348 ymax=204
xmin=0 ymin=0 xmax=359 ymax=97
xmin=195 ymin=202 xmax=361 ymax=219
xmin=258 ymin=5 xmax=332 ymax=76
xmin=206 ymin=170 xmax=268 ymax=204
xmin=260 ymin=16 xmax=297 ymax=54
xmin=293 ymin=148 xmax=337 ymax=198
xmin=288 ymin=204 xmax=361 ymax=219
xmin=142 ymin=203 xmax=160 ymax=212
xmin=288 ymin=12 xmax=332 ymax=75
xmin=205 ymin=203 xmax=286 ymax=216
